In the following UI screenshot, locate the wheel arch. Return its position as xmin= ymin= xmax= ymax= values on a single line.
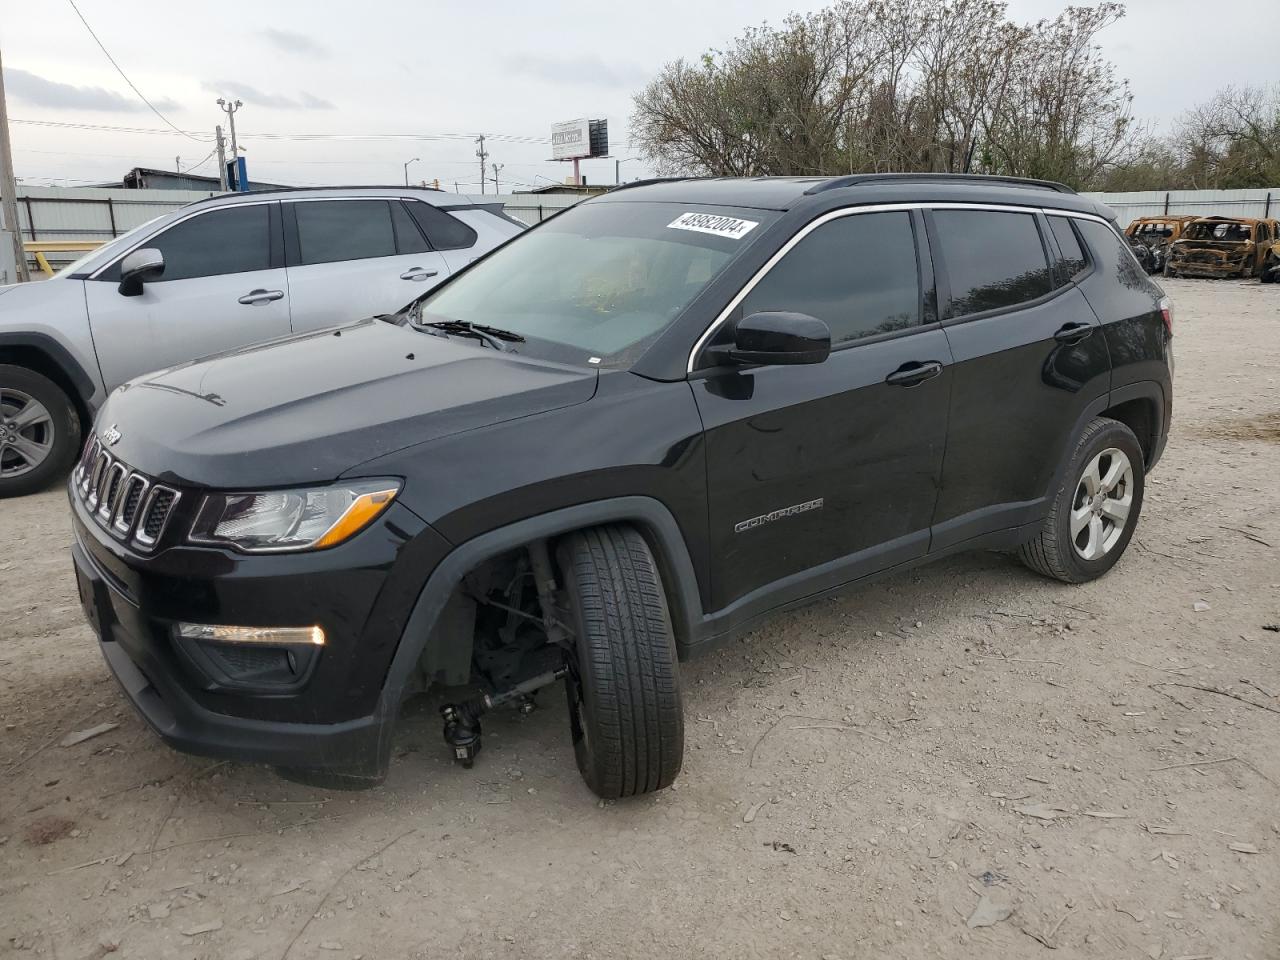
xmin=379 ymin=497 xmax=704 ymax=711
xmin=0 ymin=333 xmax=98 ymax=436
xmin=1101 ymin=382 xmax=1166 ymax=469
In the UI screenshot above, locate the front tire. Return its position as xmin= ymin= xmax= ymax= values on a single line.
xmin=0 ymin=365 xmax=81 ymax=499
xmin=1019 ymin=418 xmax=1145 ymax=584
xmin=1261 ymin=255 xmax=1277 ymax=284
xmin=559 ymin=525 xmax=684 ymax=799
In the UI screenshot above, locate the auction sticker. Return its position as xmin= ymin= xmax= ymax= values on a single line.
xmin=667 ymin=212 xmax=759 ymax=240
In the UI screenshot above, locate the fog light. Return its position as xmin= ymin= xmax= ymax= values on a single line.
xmin=175 ymin=623 xmax=325 ymax=646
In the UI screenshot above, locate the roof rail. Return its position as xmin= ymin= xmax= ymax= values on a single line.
xmin=184 ymin=184 xmax=446 ymax=207
xmin=804 ymin=173 xmax=1076 ymax=196
xmin=606 ymin=176 xmax=696 ymax=193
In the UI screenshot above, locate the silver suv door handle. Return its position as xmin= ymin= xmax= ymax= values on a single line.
xmin=400 ymin=268 xmax=440 ymax=281
xmin=238 ymin=289 xmax=285 ymax=305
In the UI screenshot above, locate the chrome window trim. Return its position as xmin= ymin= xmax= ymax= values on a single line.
xmin=87 ymin=200 xmax=278 ymax=280
xmin=685 ymin=200 xmax=1112 ymax=374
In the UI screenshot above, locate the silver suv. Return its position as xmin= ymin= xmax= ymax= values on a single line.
xmin=0 ymin=187 xmax=523 ymax=497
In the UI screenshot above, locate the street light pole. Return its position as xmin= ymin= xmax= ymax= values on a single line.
xmin=403 ymin=157 xmax=420 ymax=187
xmin=216 ymin=98 xmax=242 ymax=158
xmin=615 ymin=157 xmax=640 ymax=184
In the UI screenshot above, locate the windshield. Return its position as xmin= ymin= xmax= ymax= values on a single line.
xmin=1183 ymin=221 xmax=1252 ymax=242
xmin=54 ymin=216 xmax=165 ymax=278
xmin=414 ymin=201 xmax=776 ymax=368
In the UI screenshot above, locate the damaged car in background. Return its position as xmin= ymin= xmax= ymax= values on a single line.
xmin=1164 ymin=216 xmax=1279 ymax=279
xmin=1123 ymin=215 xmax=1198 ymax=274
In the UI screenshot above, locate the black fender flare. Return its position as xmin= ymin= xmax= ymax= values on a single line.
xmin=0 ymin=332 xmax=99 ymax=408
xmin=377 ymin=496 xmax=705 ymax=712
xmin=1048 ymin=379 xmax=1167 ymax=498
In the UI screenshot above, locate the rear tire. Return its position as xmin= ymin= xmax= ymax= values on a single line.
xmin=559 ymin=525 xmax=683 ymax=799
xmin=0 ymin=364 xmax=81 ymax=499
xmin=1019 ymin=418 xmax=1145 ymax=584
xmin=1261 ymin=254 xmax=1277 ymax=284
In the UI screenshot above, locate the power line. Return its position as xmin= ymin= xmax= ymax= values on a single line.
xmin=63 ymin=0 xmax=207 ymax=142
xmin=11 ymin=118 xmax=549 ymax=145
xmin=179 ymin=148 xmax=216 ymax=174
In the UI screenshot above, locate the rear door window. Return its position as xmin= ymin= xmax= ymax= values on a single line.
xmin=391 ymin=201 xmax=431 ymax=255
xmin=933 ymin=210 xmax=1053 ymax=317
xmin=1048 ymin=216 xmax=1089 ymax=285
xmin=294 ymin=200 xmax=396 ymax=265
xmin=740 ymin=210 xmax=920 ymax=346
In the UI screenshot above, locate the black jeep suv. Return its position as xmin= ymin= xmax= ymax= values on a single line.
xmin=70 ymin=174 xmax=1173 ymax=798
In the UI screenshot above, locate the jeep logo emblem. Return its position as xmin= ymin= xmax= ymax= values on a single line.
xmin=102 ymin=425 xmax=122 ymax=446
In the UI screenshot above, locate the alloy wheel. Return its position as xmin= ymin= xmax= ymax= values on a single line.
xmin=0 ymin=388 xmax=55 ymax=479
xmin=1070 ymin=447 xmax=1134 ymax=561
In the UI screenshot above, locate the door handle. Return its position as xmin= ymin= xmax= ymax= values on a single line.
xmin=1053 ymin=321 xmax=1094 ymax=344
xmin=400 ymin=268 xmax=440 ymax=281
xmin=237 ymin=288 xmax=284 ymax=305
xmin=885 ymin=360 xmax=944 ymax=387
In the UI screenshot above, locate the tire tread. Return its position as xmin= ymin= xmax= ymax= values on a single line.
xmin=564 ymin=525 xmax=683 ymax=798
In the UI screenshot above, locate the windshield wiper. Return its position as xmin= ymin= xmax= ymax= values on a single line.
xmin=423 ymin=320 xmax=525 ymax=352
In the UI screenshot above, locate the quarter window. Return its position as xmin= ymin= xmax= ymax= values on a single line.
xmin=102 ymin=205 xmax=271 ymax=282
xmin=405 ymin=201 xmax=477 ymax=251
xmin=1048 ymin=216 xmax=1089 ymax=284
xmin=294 ymin=200 xmax=396 ymax=265
xmin=740 ymin=211 xmax=920 ymax=345
xmin=933 ymin=210 xmax=1053 ymax=316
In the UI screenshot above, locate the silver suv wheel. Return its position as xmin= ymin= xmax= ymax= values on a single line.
xmin=0 ymin=388 xmax=55 ymax=479
xmin=1070 ymin=447 xmax=1133 ymax=561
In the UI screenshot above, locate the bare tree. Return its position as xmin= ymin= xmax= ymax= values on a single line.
xmin=631 ymin=0 xmax=1140 ymax=189
xmin=1174 ymin=86 xmax=1280 ymax=188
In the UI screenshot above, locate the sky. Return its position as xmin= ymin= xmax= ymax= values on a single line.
xmin=2 ymin=0 xmax=1275 ymax=191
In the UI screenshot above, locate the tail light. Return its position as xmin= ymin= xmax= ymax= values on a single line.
xmin=1158 ymin=295 xmax=1173 ymax=336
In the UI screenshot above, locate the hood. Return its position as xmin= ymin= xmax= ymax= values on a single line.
xmin=97 ymin=318 xmax=598 ymax=488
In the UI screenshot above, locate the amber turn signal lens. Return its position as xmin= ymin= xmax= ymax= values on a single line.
xmin=312 ymin=487 xmax=400 ymax=549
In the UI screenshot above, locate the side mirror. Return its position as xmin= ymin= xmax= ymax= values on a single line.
xmin=118 ymin=248 xmax=165 ymax=297
xmin=726 ymin=311 xmax=831 ymax=366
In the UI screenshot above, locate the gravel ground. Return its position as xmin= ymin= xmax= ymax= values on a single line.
xmin=2 ymin=278 xmax=1278 ymax=960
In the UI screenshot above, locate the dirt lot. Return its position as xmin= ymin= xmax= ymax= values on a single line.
xmin=2 ymin=278 xmax=1278 ymax=960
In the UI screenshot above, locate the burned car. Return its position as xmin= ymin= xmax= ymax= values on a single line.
xmin=1260 ymin=236 xmax=1280 ymax=284
xmin=1164 ymin=216 xmax=1279 ymax=279
xmin=1123 ymin=216 xmax=1199 ymax=274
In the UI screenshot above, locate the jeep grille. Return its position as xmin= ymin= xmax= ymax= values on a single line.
xmin=73 ymin=437 xmax=180 ymax=552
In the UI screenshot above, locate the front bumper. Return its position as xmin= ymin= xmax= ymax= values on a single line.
xmin=70 ymin=481 xmax=450 ymax=782
xmin=1168 ymin=255 xmax=1248 ymax=277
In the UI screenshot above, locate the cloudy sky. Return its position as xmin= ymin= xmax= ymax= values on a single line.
xmin=3 ymin=0 xmax=1274 ymax=191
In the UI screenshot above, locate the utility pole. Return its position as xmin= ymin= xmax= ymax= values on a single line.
xmin=0 ymin=46 xmax=31 ymax=281
xmin=490 ymin=162 xmax=503 ymax=195
xmin=175 ymin=156 xmax=181 ymax=174
xmin=215 ymin=125 xmax=228 ymax=191
xmin=217 ymin=98 xmax=243 ymax=190
xmin=475 ymin=134 xmax=488 ymax=196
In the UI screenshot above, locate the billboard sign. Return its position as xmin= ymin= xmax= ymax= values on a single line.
xmin=551 ymin=119 xmax=592 ymax=160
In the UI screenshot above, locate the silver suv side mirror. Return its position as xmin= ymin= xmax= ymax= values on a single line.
xmin=118 ymin=248 xmax=165 ymax=297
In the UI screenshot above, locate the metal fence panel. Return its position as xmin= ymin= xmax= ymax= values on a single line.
xmin=17 ymin=185 xmax=1272 ymax=270
xmin=1082 ymin=188 xmax=1279 ymax=227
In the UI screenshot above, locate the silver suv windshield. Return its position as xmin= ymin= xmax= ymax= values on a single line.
xmin=415 ymin=200 xmax=776 ymax=368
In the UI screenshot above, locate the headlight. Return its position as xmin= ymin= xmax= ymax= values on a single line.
xmin=190 ymin=480 xmax=400 ymax=553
